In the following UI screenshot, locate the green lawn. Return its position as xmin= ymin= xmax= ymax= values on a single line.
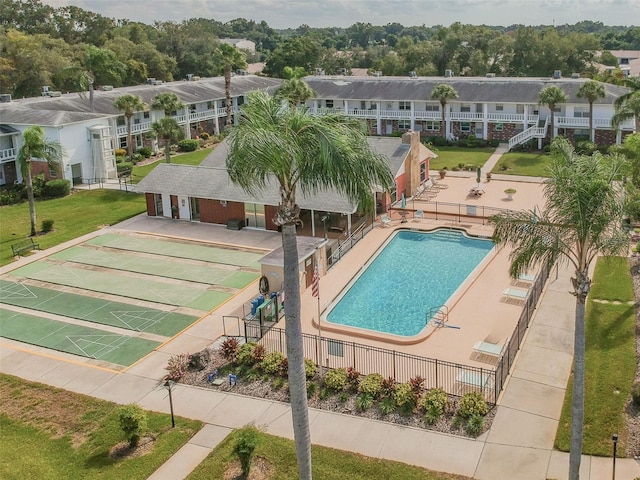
xmin=554 ymin=256 xmax=636 ymax=456
xmin=0 ymin=374 xmax=202 ymax=480
xmin=131 ymin=147 xmax=214 ymax=183
xmin=492 ymin=151 xmax=551 ymax=177
xmin=0 ymin=190 xmax=145 ymax=266
xmin=427 ymin=146 xmax=495 ymax=171
xmin=187 ymin=427 xmax=471 ymax=480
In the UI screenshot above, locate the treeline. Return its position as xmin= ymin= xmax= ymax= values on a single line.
xmin=1 ymin=0 xmax=639 ymax=98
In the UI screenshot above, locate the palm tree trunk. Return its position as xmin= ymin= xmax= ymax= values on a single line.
xmin=89 ymin=80 xmax=94 ymax=113
xmin=441 ymin=104 xmax=446 ymax=139
xmin=126 ymin=115 xmax=133 ymax=163
xmin=568 ymin=294 xmax=586 ymax=480
xmin=550 ymin=111 xmax=555 ymax=141
xmin=25 ymin=160 xmax=37 ymax=237
xmin=282 ymin=223 xmax=312 ymax=480
xmin=225 ymin=67 xmax=232 ymax=128
xmin=164 ymin=143 xmax=171 ymax=164
xmin=589 ymin=102 xmax=594 ymax=142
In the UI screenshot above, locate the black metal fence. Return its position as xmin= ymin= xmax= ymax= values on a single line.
xmin=327 ymin=218 xmax=373 ymax=268
xmin=257 ymin=261 xmax=552 ymax=405
xmin=411 ymin=200 xmax=512 ymax=225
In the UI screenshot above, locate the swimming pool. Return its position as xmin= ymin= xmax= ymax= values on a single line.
xmin=325 ymin=229 xmax=494 ymax=336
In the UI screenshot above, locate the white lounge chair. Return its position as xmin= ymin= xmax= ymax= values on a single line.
xmin=413 ymin=209 xmax=424 ymax=222
xmin=380 ymin=214 xmax=392 ymax=227
xmin=455 ymin=371 xmax=492 ymax=395
xmin=518 ymin=273 xmax=536 ymax=283
xmin=502 ymin=287 xmax=529 ymax=301
xmin=473 ymin=337 xmax=508 ymax=362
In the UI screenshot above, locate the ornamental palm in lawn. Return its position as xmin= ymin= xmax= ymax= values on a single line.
xmin=489 ymin=137 xmax=628 ymax=480
xmin=214 ymin=43 xmax=247 ymax=128
xmin=539 ymin=85 xmax=567 ymax=141
xmin=151 ymin=92 xmax=185 ymax=118
xmin=430 ymin=84 xmax=458 ymax=140
xmin=17 ymin=126 xmax=62 ymax=237
xmin=150 ymin=118 xmax=184 ymax=164
xmin=227 ymin=91 xmax=393 ymax=480
xmin=577 ymin=80 xmax=605 ymax=142
xmin=113 ymin=94 xmax=147 ymax=162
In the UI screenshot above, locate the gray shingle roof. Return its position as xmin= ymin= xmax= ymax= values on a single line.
xmin=0 ymin=106 xmax=113 ymax=126
xmin=366 ymin=137 xmax=409 ymax=176
xmin=304 ymin=76 xmax=631 ymax=105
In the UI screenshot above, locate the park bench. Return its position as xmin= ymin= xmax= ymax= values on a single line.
xmin=11 ymin=238 xmax=40 ymax=257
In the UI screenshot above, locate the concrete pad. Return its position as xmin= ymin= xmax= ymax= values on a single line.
xmin=169 ymin=384 xmax=225 ymax=420
xmin=510 ymin=368 xmax=570 ymax=390
xmin=380 ymin=426 xmax=482 ymax=478
xmin=124 ymin=350 xmax=173 ymax=378
xmin=589 ymin=455 xmax=640 ymax=480
xmin=475 ymin=443 xmax=551 ymax=480
xmin=487 ymin=407 xmax=558 ymax=449
xmin=92 ymin=373 xmax=160 ymax=404
xmin=157 ymin=333 xmax=213 ymax=355
xmin=499 ymin=376 xmax=566 ymax=420
xmin=189 ymin=424 xmax=233 ymax=449
xmin=310 ymin=411 xmax=392 ymax=459
xmin=58 ymin=365 xmax=118 ymax=396
xmin=146 ymin=443 xmax=212 ymax=480
xmin=546 ymin=450 xmax=592 ymax=480
xmin=526 ymin=321 xmax=573 ymax=355
xmin=255 ymin=402 xmax=294 ymax=438
xmin=514 ymin=343 xmax=573 ymax=382
xmin=138 ymin=383 xmax=176 ymax=414
xmin=532 ymin=298 xmax=575 ymax=332
xmin=202 ymin=392 xmax=273 ymax=428
xmin=0 ymin=349 xmax=44 ymax=375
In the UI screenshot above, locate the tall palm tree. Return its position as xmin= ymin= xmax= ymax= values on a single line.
xmin=614 ymin=76 xmax=640 ymax=110
xmin=17 ymin=126 xmax=62 ymax=237
xmin=226 ymin=91 xmax=394 ymax=480
xmin=430 ymin=84 xmax=458 ymax=140
xmin=577 ymin=80 xmax=605 ymax=142
xmin=276 ymin=78 xmax=316 ymax=109
xmin=214 ymin=43 xmax=247 ymax=128
xmin=539 ymin=85 xmax=567 ymax=141
xmin=150 ymin=118 xmax=184 ymax=164
xmin=113 ymin=94 xmax=147 ymax=162
xmin=489 ymin=137 xmax=627 ymax=480
xmin=612 ymin=91 xmax=640 ymax=133
xmin=151 ymin=92 xmax=185 ymax=118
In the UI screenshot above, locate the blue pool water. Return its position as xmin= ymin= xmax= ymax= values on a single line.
xmin=325 ymin=229 xmax=494 ymax=336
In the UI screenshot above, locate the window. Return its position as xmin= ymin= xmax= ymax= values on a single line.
xmin=49 ymin=165 xmax=58 ymax=177
xmin=460 ymin=122 xmax=471 ymax=133
xmin=143 ymin=111 xmax=150 ymax=119
xmin=496 ymin=104 xmax=504 ymax=111
xmin=116 ymin=117 xmax=125 ymax=126
xmin=399 ymin=101 xmax=411 ymax=110
xmin=420 ymin=162 xmax=426 ymax=182
xmin=574 ymin=107 xmax=588 ymax=118
xmin=460 ymin=104 xmax=471 ymax=112
xmin=361 ymin=101 xmax=366 ymax=110
xmin=134 ymin=118 xmax=140 ymax=125
xmin=425 ymin=104 xmax=439 ymax=112
xmin=495 ymin=123 xmax=504 ymax=132
xmin=325 ymin=99 xmax=334 ymax=108
xmin=119 ymin=137 xmax=127 ymax=148
xmin=424 ymin=121 xmax=439 ymax=131
xmin=370 ymin=102 xmax=377 ymax=110
xmin=399 ymin=120 xmax=410 ymax=130
xmin=516 ymin=104 xmax=524 ymax=114
xmin=207 ymin=101 xmax=214 ymax=110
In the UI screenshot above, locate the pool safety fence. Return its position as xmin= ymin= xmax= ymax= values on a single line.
xmin=327 ymin=218 xmax=373 ymax=269
xmin=257 ymin=261 xmax=551 ymax=405
xmin=415 ymin=201 xmax=512 ymax=225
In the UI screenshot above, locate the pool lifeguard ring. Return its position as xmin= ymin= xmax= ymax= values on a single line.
xmin=258 ymin=275 xmax=270 ymax=295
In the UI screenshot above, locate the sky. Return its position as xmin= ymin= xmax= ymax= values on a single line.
xmin=40 ymin=0 xmax=640 ymax=29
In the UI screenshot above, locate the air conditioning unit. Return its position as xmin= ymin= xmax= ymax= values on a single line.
xmin=409 ymin=71 xmax=417 ymax=78
xmin=486 ymin=73 xmax=496 ymax=78
xmin=100 ymin=85 xmax=113 ymax=91
xmin=444 ymin=69 xmax=453 ymax=77
xmin=337 ymin=68 xmax=347 ymax=75
xmin=371 ymin=71 xmax=382 ymax=77
xmin=42 ymin=86 xmax=51 ymax=96
xmin=553 ymin=70 xmax=562 ymax=79
xmin=186 ymin=73 xmax=193 ymax=81
xmin=315 ymin=68 xmax=325 ymax=76
xmin=146 ymin=78 xmax=156 ymax=85
xmin=571 ymin=72 xmax=580 ymax=79
xmin=0 ymin=94 xmax=12 ymax=103
xmin=49 ymin=91 xmax=62 ymax=97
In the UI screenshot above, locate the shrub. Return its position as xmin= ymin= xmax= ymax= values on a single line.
xmin=116 ymin=155 xmax=127 ymax=163
xmin=234 ymin=425 xmax=260 ymax=476
xmin=466 ymin=134 xmax=478 ymax=147
xmin=137 ymin=146 xmax=152 ymax=158
xmin=380 ymin=377 xmax=396 ymax=398
xmin=394 ymin=383 xmax=418 ymax=414
xmin=115 ymin=148 xmax=127 ymax=157
xmin=421 ymin=388 xmax=448 ymax=416
xmin=307 ymin=381 xmax=318 ymax=398
xmin=117 ymin=162 xmax=133 ymax=174
xmin=356 ymin=393 xmax=374 ymax=411
xmin=252 ymin=344 xmax=266 ymax=364
xmin=378 ymin=397 xmax=396 ymax=415
xmin=132 ymin=153 xmax=143 ymax=164
xmin=631 ymin=382 xmax=640 ymax=407
xmin=178 ymin=139 xmax=199 ymax=152
xmin=409 ymin=375 xmax=425 ymax=395
xmin=324 ymin=368 xmax=348 ymax=391
xmin=465 ymin=414 xmax=485 ymax=436
xmin=41 ymin=219 xmax=55 ymax=233
xmin=575 ymin=140 xmax=597 ymax=156
xmin=339 ymin=392 xmax=349 ymax=403
xmin=32 ymin=174 xmax=46 ymax=198
xmin=236 ymin=342 xmax=258 ymax=366
xmin=272 ymin=377 xmax=285 ymax=390
xmin=304 ymin=358 xmax=318 ymax=379
xmin=346 ymin=367 xmax=361 ymax=390
xmin=0 ymin=186 xmax=24 ymax=205
xmin=165 ymin=353 xmax=190 ymax=381
xmin=433 ymin=137 xmax=448 ymax=147
xmin=359 ymin=373 xmax=384 ymax=398
xmin=457 ymin=392 xmax=489 ymax=418
xmin=199 ymin=132 xmax=210 ymax=140
xmin=43 ymin=179 xmax=70 ymax=198
xmin=278 ymin=357 xmax=288 ymax=376
xmin=489 ymin=139 xmax=500 ymax=148
xmin=220 ymin=337 xmax=239 ymax=361
xmin=457 ymin=138 xmax=468 ymax=147
xmin=118 ymin=404 xmax=147 ymax=447
xmin=423 ymin=406 xmax=442 ymax=425
xmin=261 ymin=351 xmax=285 ymax=375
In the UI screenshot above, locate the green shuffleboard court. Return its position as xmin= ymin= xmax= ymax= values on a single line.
xmin=51 ymin=245 xmax=259 ymax=288
xmin=9 ymin=262 xmax=230 ymax=311
xmin=0 ymin=280 xmax=198 ymax=336
xmin=0 ymin=308 xmax=160 ymax=366
xmin=86 ymin=233 xmax=264 ymax=269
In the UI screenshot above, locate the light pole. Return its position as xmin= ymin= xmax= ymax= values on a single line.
xmin=612 ymin=433 xmax=618 ymax=480
xmin=164 ymin=380 xmax=175 ymax=428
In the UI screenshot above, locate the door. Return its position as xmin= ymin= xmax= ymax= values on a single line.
xmin=155 ymin=194 xmax=163 ymax=216
xmin=245 ymin=203 xmax=266 ymax=229
xmin=190 ymin=197 xmax=200 ymax=221
xmin=71 ymin=163 xmax=82 ymax=185
xmin=170 ymin=195 xmax=179 ymax=219
xmin=304 ymin=257 xmax=314 ymax=289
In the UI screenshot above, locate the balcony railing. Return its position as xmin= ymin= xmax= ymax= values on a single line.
xmin=0 ymin=147 xmax=16 ymax=162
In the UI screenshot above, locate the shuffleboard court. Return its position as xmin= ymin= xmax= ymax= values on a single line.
xmin=9 ymin=262 xmax=231 ymax=311
xmin=86 ymin=233 xmax=264 ymax=269
xmin=0 ymin=308 xmax=160 ymax=366
xmin=51 ymin=246 xmax=259 ymax=288
xmin=0 ymin=280 xmax=198 ymax=336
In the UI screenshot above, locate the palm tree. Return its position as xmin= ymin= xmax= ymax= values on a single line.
xmin=539 ymin=85 xmax=567 ymax=141
xmin=214 ymin=43 xmax=247 ymax=128
xmin=113 ymin=94 xmax=147 ymax=162
xmin=614 ymin=76 xmax=640 ymax=111
xmin=577 ymin=80 xmax=605 ymax=142
xmin=151 ymin=92 xmax=185 ymax=118
xmin=17 ymin=126 xmax=62 ymax=237
xmin=150 ymin=118 xmax=184 ymax=164
xmin=276 ymin=78 xmax=316 ymax=109
xmin=489 ymin=137 xmax=628 ymax=480
xmin=612 ymin=91 xmax=640 ymax=133
xmin=430 ymin=84 xmax=458 ymax=140
xmin=226 ymin=91 xmax=394 ymax=479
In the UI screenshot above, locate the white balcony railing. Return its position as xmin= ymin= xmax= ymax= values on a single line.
xmin=0 ymin=147 xmax=16 ymax=162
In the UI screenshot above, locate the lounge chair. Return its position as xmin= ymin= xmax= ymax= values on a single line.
xmin=472 ymin=337 xmax=508 ymax=363
xmin=431 ymin=177 xmax=449 ymax=189
xmin=413 ymin=209 xmax=424 ymax=222
xmin=502 ymin=287 xmax=529 ymax=301
xmin=455 ymin=370 xmax=492 ymax=395
xmin=380 ymin=214 xmax=392 ymax=227
xmin=518 ymin=273 xmax=536 ymax=283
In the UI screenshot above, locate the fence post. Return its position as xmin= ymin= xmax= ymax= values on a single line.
xmin=353 ymin=341 xmax=357 ymax=370
xmin=392 ymin=350 xmax=396 ymax=379
xmin=435 ymin=358 xmax=438 ymax=388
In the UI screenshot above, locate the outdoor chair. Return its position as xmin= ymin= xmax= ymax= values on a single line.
xmin=455 ymin=370 xmax=492 ymax=396
xmin=380 ymin=214 xmax=392 ymax=227
xmin=413 ymin=210 xmax=424 ymax=222
xmin=472 ymin=337 xmax=508 ymax=364
xmin=502 ymin=287 xmax=529 ymax=303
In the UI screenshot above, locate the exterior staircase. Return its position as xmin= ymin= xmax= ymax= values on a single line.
xmin=508 ymin=117 xmax=548 ymax=150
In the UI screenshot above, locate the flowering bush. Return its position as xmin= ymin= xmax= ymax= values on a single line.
xmin=165 ymin=353 xmax=191 ymax=381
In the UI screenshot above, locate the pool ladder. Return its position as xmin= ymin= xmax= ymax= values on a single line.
xmin=427 ymin=305 xmax=449 ymax=325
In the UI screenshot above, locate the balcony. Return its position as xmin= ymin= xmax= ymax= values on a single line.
xmin=0 ymin=147 xmax=17 ymax=162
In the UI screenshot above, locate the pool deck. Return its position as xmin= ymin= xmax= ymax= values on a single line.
xmin=2 ymin=172 xmax=640 ymax=478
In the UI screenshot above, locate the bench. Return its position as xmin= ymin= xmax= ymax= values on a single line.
xmin=11 ymin=238 xmax=40 ymax=257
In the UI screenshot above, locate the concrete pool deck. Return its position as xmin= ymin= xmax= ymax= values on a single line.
xmin=2 ymin=187 xmax=640 ymax=478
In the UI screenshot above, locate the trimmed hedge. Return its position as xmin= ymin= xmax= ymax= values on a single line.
xmin=43 ymin=179 xmax=70 ymax=198
xmin=178 ymin=139 xmax=199 ymax=152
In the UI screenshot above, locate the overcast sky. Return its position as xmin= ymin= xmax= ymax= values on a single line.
xmin=40 ymin=0 xmax=640 ymax=29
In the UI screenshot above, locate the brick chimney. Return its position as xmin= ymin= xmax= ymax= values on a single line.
xmin=401 ymin=131 xmax=421 ymax=198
